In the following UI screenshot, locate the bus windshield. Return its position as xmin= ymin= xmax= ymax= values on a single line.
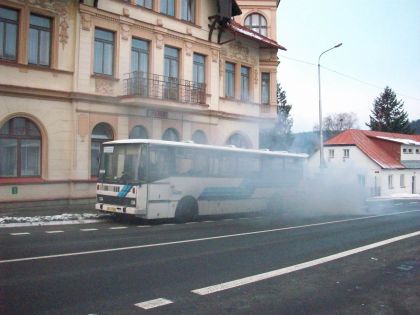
xmin=98 ymin=144 xmax=147 ymax=184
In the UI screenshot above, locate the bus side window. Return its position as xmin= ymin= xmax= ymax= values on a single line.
xmin=149 ymin=147 xmax=173 ymax=181
xmin=208 ymin=153 xmax=220 ymax=177
xmin=238 ymin=155 xmax=260 ymax=177
xmin=192 ymin=150 xmax=209 ymax=176
xmin=220 ymin=153 xmax=236 ymax=177
xmin=175 ymin=148 xmax=193 ymax=176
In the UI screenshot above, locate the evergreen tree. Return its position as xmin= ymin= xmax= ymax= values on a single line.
xmin=409 ymin=119 xmax=420 ymax=135
xmin=366 ymin=86 xmax=412 ymax=134
xmin=260 ymin=84 xmax=294 ymax=150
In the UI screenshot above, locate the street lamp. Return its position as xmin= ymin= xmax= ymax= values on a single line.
xmin=318 ymin=43 xmax=342 ymax=168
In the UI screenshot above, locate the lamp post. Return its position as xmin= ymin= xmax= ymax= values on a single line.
xmin=318 ymin=43 xmax=342 ymax=169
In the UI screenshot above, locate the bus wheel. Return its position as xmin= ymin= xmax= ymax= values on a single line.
xmin=175 ymin=197 xmax=198 ymax=223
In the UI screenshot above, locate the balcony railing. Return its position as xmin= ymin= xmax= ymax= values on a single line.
xmin=123 ymin=71 xmax=206 ymax=105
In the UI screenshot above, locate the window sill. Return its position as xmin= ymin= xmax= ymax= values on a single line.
xmin=91 ymin=74 xmax=120 ymax=81
xmin=0 ymin=60 xmax=73 ymax=74
xmin=0 ymin=177 xmax=44 ymax=185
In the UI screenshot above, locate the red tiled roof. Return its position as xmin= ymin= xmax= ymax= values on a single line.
xmin=227 ymin=21 xmax=286 ymax=50
xmin=325 ymin=129 xmax=420 ymax=169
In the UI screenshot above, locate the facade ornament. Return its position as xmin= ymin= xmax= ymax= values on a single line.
xmin=123 ymin=7 xmax=130 ymax=17
xmin=185 ymin=42 xmax=193 ymax=56
xmin=221 ymin=41 xmax=250 ymax=63
xmin=211 ymin=49 xmax=219 ymax=63
xmin=253 ymin=68 xmax=259 ymax=85
xmin=95 ymin=79 xmax=114 ymax=96
xmin=21 ymin=0 xmax=69 ymax=48
xmin=81 ymin=13 xmax=92 ymax=31
xmin=121 ymin=24 xmax=130 ymax=40
xmin=219 ymin=59 xmax=224 ymax=76
xmin=156 ymin=34 xmax=164 ymax=49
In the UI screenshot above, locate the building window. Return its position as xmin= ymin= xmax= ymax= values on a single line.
xmin=416 ymin=148 xmax=420 ymax=154
xmin=328 ymin=149 xmax=334 ymax=159
xmin=181 ymin=0 xmax=195 ymax=23
xmin=408 ymin=148 xmax=413 ymax=154
xmin=227 ymin=133 xmax=250 ymax=149
xmin=0 ymin=117 xmax=41 ymax=177
xmin=388 ymin=174 xmax=393 ymax=189
xmin=344 ymin=149 xmax=350 ymax=158
xmin=192 ymin=130 xmax=207 ymax=144
xmin=403 ymin=148 xmax=407 ymax=153
xmin=136 ymin=0 xmax=152 ymax=9
xmin=129 ymin=125 xmax=148 ymax=139
xmin=94 ymin=28 xmax=114 ymax=76
xmin=28 ymin=14 xmax=51 ymax=66
xmin=261 ymin=73 xmax=270 ymax=104
xmin=164 ymin=46 xmax=179 ymax=100
xmin=160 ymin=0 xmax=175 ymax=16
xmin=162 ymin=128 xmax=180 ymax=142
xmin=400 ymin=174 xmax=405 ymax=188
xmin=193 ymin=53 xmax=205 ymax=84
xmin=240 ymin=66 xmax=250 ymax=101
xmin=0 ymin=6 xmax=18 ymax=61
xmin=244 ymin=13 xmax=267 ymax=36
xmin=131 ymin=38 xmax=149 ymax=73
xmin=91 ymin=123 xmax=113 ymax=177
xmin=225 ymin=62 xmax=235 ymax=98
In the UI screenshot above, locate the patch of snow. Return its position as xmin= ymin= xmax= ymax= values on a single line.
xmin=0 ymin=213 xmax=109 ymax=225
xmin=375 ymin=136 xmax=420 ymax=146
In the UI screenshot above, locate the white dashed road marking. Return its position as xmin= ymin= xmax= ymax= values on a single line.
xmin=191 ymin=230 xmax=420 ymax=295
xmin=10 ymin=232 xmax=30 ymax=236
xmin=46 ymin=231 xmax=64 ymax=234
xmin=109 ymin=227 xmax=127 ymax=230
xmin=137 ymin=225 xmax=152 ymax=228
xmin=134 ymin=298 xmax=173 ymax=310
xmin=1 ymin=210 xmax=419 ymax=264
xmin=186 ymin=222 xmax=198 ymax=224
xmin=80 ymin=228 xmax=98 ymax=232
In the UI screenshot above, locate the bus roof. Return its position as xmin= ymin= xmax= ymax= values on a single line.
xmin=103 ymin=139 xmax=308 ymax=159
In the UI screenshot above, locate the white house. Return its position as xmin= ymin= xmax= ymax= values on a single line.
xmin=308 ymin=129 xmax=420 ymax=197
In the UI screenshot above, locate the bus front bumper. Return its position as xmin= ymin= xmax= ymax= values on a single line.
xmin=96 ymin=203 xmax=138 ymax=215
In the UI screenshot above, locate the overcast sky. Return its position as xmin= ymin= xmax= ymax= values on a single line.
xmin=276 ymin=0 xmax=420 ymax=132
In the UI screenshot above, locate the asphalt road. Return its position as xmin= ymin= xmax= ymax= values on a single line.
xmin=1 ymin=202 xmax=420 ymax=315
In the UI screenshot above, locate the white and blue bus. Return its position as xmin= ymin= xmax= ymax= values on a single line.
xmin=96 ymin=139 xmax=307 ymax=221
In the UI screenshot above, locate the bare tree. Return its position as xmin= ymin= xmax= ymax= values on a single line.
xmin=314 ymin=112 xmax=359 ymax=140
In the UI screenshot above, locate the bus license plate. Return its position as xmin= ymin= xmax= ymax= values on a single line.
xmin=108 ymin=206 xmax=116 ymax=212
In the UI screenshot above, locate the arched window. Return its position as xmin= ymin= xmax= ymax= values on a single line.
xmin=162 ymin=128 xmax=180 ymax=142
xmin=244 ymin=13 xmax=267 ymax=36
xmin=129 ymin=125 xmax=148 ymax=139
xmin=91 ymin=123 xmax=113 ymax=177
xmin=226 ymin=133 xmax=250 ymax=149
xmin=192 ymin=130 xmax=208 ymax=144
xmin=0 ymin=117 xmax=41 ymax=177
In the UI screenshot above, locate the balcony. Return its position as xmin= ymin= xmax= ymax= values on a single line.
xmin=123 ymin=71 xmax=206 ymax=105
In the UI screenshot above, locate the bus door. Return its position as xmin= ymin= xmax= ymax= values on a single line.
xmin=147 ymin=146 xmax=173 ymax=216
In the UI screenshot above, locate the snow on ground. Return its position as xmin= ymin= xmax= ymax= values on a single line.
xmin=368 ymin=194 xmax=420 ymax=201
xmin=0 ymin=213 xmax=109 ymax=225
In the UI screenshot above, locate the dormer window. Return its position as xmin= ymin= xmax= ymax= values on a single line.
xmin=403 ymin=148 xmax=407 ymax=153
xmin=244 ymin=13 xmax=267 ymax=36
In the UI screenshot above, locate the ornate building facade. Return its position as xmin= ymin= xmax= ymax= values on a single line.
xmin=0 ymin=0 xmax=284 ymax=210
